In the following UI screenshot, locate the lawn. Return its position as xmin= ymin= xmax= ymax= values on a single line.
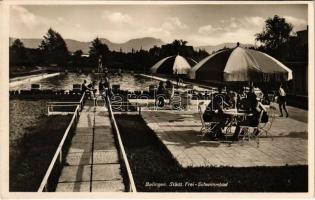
xmin=9 ymin=100 xmax=73 ymax=191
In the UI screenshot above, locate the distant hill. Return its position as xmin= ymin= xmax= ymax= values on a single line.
xmin=196 ymin=43 xmax=257 ymax=54
xmin=9 ymin=37 xmax=256 ymax=55
xmin=9 ymin=37 xmax=165 ymax=54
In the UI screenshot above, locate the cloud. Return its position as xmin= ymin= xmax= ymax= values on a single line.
xmin=198 ymin=16 xmax=265 ymax=37
xmin=103 ymin=11 xmax=132 ymax=24
xmin=144 ymin=27 xmax=171 ymax=37
xmin=11 ymin=6 xmax=48 ymax=29
xmin=195 ymin=16 xmax=266 ymax=45
xmin=162 ymin=17 xmax=189 ymax=30
xmin=283 ymin=15 xmax=307 ymax=30
xmin=198 ymin=25 xmax=223 ymax=34
xmin=243 ymin=16 xmax=265 ymax=27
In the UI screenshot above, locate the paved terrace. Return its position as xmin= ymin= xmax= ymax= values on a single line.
xmin=56 ymin=100 xmax=125 ymax=192
xmin=141 ymin=103 xmax=308 ymax=168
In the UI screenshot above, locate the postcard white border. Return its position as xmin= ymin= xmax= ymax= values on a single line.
xmin=0 ymin=1 xmax=314 ymax=199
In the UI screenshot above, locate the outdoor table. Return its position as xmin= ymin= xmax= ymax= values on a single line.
xmin=222 ymin=108 xmax=252 ymax=116
xmin=222 ymin=109 xmax=253 ymax=137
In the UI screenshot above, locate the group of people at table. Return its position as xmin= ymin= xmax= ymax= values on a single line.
xmin=202 ymin=84 xmax=289 ymax=141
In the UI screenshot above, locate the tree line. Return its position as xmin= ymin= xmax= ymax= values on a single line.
xmin=9 ymin=28 xmax=209 ymax=72
xmin=10 ymin=15 xmax=308 ymax=73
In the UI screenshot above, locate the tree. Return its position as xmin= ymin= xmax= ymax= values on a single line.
xmin=72 ymin=50 xmax=83 ymax=68
xmin=39 ymin=28 xmax=69 ymax=67
xmin=255 ymin=15 xmax=293 ymax=51
xmin=89 ymin=37 xmax=109 ymax=68
xmin=10 ymin=39 xmax=27 ymax=67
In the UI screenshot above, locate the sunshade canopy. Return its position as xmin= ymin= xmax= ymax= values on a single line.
xmin=189 ymin=47 xmax=293 ymax=82
xmin=150 ymin=55 xmax=196 ymax=74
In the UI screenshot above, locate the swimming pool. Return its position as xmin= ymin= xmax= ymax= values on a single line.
xmin=9 ymin=72 xmax=162 ymax=191
xmin=10 ymin=73 xmax=160 ymax=92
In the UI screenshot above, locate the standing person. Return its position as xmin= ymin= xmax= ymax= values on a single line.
xmin=99 ymin=78 xmax=104 ymax=95
xmin=278 ymin=83 xmax=289 ymax=117
xmin=103 ymin=76 xmax=112 ymax=97
xmin=103 ymin=77 xmax=108 ymax=90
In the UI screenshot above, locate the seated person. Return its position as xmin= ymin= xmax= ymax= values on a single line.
xmin=203 ymin=93 xmax=229 ymax=139
xmin=233 ymin=98 xmax=267 ymax=140
xmin=261 ymin=92 xmax=271 ymax=105
xmin=243 ymin=86 xmax=258 ymax=113
xmin=81 ymin=80 xmax=89 ymax=92
xmin=227 ymin=90 xmax=237 ymax=108
xmin=165 ymin=80 xmax=174 ymax=99
xmin=87 ymin=81 xmax=97 ymax=99
xmin=156 ymin=81 xmax=166 ymax=107
xmin=99 ymin=79 xmax=105 ymax=95
xmin=238 ymin=97 xmax=247 ymax=111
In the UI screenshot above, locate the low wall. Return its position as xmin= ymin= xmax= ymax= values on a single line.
xmin=286 ymin=94 xmax=308 ymax=110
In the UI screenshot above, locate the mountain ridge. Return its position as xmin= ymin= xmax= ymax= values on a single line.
xmin=10 ymin=37 xmax=255 ymax=54
xmin=9 ymin=37 xmax=165 ymax=54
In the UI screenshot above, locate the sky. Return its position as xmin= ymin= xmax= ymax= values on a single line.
xmin=9 ymin=4 xmax=308 ymax=46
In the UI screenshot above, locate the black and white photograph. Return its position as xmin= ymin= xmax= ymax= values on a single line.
xmin=0 ymin=0 xmax=314 ymax=197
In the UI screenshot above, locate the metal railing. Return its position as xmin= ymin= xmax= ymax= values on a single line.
xmin=38 ymin=104 xmax=80 ymax=192
xmin=106 ymin=96 xmax=137 ymax=192
xmin=38 ymin=93 xmax=85 ymax=191
xmin=47 ymin=92 xmax=85 ymax=115
xmin=109 ymin=101 xmax=141 ymax=115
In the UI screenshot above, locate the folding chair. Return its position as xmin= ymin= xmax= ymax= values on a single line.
xmin=238 ymin=110 xmax=264 ymax=147
xmin=258 ymin=104 xmax=276 ymax=140
xmin=198 ymin=102 xmax=220 ymax=137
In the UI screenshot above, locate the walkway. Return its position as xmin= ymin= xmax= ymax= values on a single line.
xmin=55 ymin=100 xmax=125 ymax=192
xmin=141 ymin=104 xmax=308 ymax=168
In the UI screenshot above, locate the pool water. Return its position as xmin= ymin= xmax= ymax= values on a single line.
xmin=10 ymin=73 xmax=160 ymax=92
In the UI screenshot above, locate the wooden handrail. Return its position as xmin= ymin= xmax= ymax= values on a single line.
xmin=38 ymin=105 xmax=80 ymax=192
xmin=106 ymin=96 xmax=137 ymax=192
